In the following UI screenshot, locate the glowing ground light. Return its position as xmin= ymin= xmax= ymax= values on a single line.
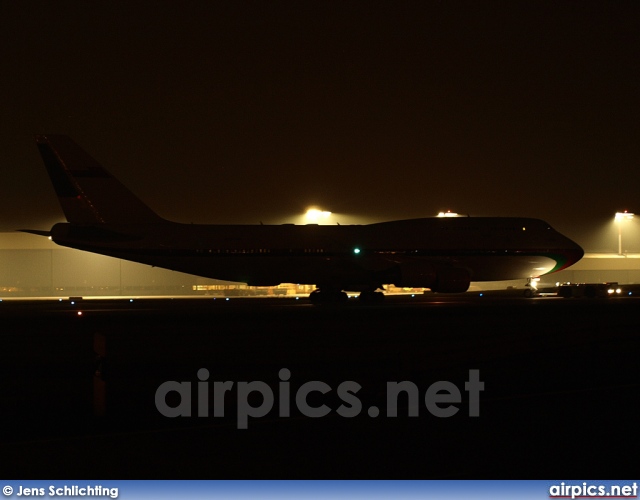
xmin=353 ymin=247 xmax=361 ymax=254
xmin=305 ymin=208 xmax=332 ymax=222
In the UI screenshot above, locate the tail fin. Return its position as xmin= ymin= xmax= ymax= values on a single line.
xmin=36 ymin=135 xmax=165 ymax=225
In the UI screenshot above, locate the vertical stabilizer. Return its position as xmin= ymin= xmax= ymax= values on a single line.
xmin=36 ymin=135 xmax=165 ymax=225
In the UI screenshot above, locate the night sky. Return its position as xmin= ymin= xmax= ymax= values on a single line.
xmin=1 ymin=1 xmax=639 ymax=250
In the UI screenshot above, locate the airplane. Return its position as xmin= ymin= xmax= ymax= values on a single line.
xmin=23 ymin=135 xmax=584 ymax=303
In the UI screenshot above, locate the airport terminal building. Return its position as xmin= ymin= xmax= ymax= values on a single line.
xmin=2 ymin=232 xmax=639 ymax=298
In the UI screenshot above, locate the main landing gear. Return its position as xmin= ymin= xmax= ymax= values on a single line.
xmin=308 ymin=287 xmax=385 ymax=304
xmin=309 ymin=289 xmax=348 ymax=304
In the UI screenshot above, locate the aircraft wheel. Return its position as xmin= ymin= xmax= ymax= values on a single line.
xmin=309 ymin=290 xmax=323 ymax=304
xmin=330 ymin=290 xmax=348 ymax=303
xmin=309 ymin=289 xmax=348 ymax=304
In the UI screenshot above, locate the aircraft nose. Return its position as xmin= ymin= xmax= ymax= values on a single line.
xmin=564 ymin=239 xmax=584 ymax=267
xmin=567 ymin=246 xmax=584 ymax=265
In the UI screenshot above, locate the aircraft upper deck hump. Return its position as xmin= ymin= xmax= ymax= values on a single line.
xmin=35 ymin=135 xmax=165 ymax=225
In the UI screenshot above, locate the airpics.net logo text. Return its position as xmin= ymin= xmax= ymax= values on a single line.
xmin=549 ymin=482 xmax=638 ymax=499
xmin=155 ymin=368 xmax=485 ymax=429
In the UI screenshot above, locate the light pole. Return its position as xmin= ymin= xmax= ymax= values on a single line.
xmin=615 ymin=211 xmax=634 ymax=255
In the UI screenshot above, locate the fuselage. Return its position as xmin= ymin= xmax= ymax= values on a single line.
xmin=49 ymin=216 xmax=584 ymax=291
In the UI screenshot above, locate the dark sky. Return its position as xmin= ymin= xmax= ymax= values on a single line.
xmin=1 ymin=1 xmax=639 ymax=249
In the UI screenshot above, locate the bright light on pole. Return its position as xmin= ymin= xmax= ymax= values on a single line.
xmin=615 ymin=211 xmax=634 ymax=255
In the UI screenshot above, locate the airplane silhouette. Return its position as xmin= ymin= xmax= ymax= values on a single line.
xmin=23 ymin=135 xmax=583 ymax=302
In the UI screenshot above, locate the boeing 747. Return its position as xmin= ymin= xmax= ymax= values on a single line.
xmin=24 ymin=135 xmax=583 ymax=302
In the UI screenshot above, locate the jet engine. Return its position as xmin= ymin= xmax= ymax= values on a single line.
xmin=393 ymin=262 xmax=470 ymax=293
xmin=431 ymin=267 xmax=470 ymax=293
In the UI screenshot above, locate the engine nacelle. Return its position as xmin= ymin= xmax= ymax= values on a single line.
xmin=392 ymin=261 xmax=437 ymax=288
xmin=392 ymin=262 xmax=470 ymax=293
xmin=431 ymin=267 xmax=470 ymax=293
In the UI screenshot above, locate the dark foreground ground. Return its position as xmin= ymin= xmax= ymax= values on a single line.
xmin=1 ymin=294 xmax=638 ymax=478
